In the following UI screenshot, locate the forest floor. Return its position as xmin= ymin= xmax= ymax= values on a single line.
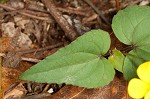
xmin=1 ymin=0 xmax=149 ymax=99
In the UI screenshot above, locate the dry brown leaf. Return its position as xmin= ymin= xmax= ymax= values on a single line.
xmin=2 ymin=61 xmax=32 ymax=97
xmin=4 ymin=83 xmax=27 ymax=99
xmin=2 ymin=67 xmax=22 ymax=93
xmin=0 ymin=37 xmax=14 ymax=52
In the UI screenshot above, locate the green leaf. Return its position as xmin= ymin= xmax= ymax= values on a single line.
xmin=108 ymin=49 xmax=125 ymax=72
xmin=123 ymin=50 xmax=144 ymax=80
xmin=112 ymin=5 xmax=150 ymax=45
xmin=134 ymin=46 xmax=150 ymax=61
xmin=20 ymin=29 xmax=115 ymax=88
xmin=131 ymin=17 xmax=150 ymax=61
xmin=112 ymin=5 xmax=150 ymax=80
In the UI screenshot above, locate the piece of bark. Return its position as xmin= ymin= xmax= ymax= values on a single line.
xmin=41 ymin=0 xmax=78 ymax=41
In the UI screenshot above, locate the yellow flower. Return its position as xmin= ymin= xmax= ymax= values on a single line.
xmin=128 ymin=62 xmax=150 ymax=99
xmin=137 ymin=62 xmax=150 ymax=85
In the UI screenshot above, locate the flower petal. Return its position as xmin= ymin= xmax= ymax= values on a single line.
xmin=137 ymin=62 xmax=150 ymax=84
xmin=144 ymin=90 xmax=150 ymax=99
xmin=128 ymin=78 xmax=150 ymax=98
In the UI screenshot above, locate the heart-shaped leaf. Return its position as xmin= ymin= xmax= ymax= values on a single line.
xmin=112 ymin=5 xmax=150 ymax=45
xmin=20 ymin=29 xmax=115 ymax=88
xmin=123 ymin=50 xmax=144 ymax=80
xmin=112 ymin=6 xmax=150 ymax=80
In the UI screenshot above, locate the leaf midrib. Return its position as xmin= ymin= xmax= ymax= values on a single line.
xmin=27 ymin=52 xmax=99 ymax=75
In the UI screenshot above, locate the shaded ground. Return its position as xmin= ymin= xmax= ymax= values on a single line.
xmin=0 ymin=0 xmax=149 ymax=99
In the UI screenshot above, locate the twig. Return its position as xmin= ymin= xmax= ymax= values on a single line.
xmin=19 ymin=9 xmax=49 ymax=17
xmin=32 ymin=20 xmax=41 ymax=45
xmin=57 ymin=7 xmax=88 ymax=16
xmin=15 ymin=42 xmax=63 ymax=54
xmin=4 ymin=82 xmax=20 ymax=95
xmin=41 ymin=0 xmax=78 ymax=41
xmin=21 ymin=57 xmax=41 ymax=63
xmin=0 ymin=9 xmax=50 ymax=17
xmin=69 ymin=88 xmax=85 ymax=99
xmin=0 ymin=53 xmax=41 ymax=63
xmin=0 ymin=42 xmax=63 ymax=63
xmin=0 ymin=3 xmax=14 ymax=10
xmin=83 ymin=0 xmax=110 ymax=25
xmin=42 ymin=84 xmax=50 ymax=92
xmin=0 ymin=4 xmax=53 ymax=22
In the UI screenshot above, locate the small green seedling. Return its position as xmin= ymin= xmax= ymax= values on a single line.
xmin=20 ymin=5 xmax=150 ymax=88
